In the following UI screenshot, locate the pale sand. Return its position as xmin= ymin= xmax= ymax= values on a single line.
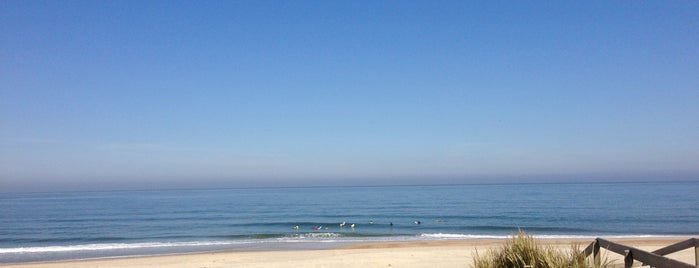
xmin=2 ymin=237 xmax=696 ymax=268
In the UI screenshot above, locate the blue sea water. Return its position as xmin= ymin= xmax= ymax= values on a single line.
xmin=1 ymin=182 xmax=698 ymax=263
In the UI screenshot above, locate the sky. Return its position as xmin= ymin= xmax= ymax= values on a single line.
xmin=1 ymin=1 xmax=698 ymax=192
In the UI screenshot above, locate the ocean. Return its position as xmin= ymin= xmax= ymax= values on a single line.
xmin=1 ymin=182 xmax=698 ymax=263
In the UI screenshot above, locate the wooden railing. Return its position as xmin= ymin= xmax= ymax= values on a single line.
xmin=582 ymin=238 xmax=698 ymax=268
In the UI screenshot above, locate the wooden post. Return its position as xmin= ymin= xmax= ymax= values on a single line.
xmin=593 ymin=240 xmax=601 ymax=268
xmin=624 ymin=250 xmax=633 ymax=268
xmin=694 ymin=245 xmax=698 ymax=267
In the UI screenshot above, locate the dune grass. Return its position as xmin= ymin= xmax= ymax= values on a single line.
xmin=471 ymin=231 xmax=610 ymax=268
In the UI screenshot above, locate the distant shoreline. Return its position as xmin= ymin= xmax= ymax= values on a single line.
xmin=2 ymin=234 xmax=695 ymax=264
xmin=1 ymin=236 xmax=695 ymax=268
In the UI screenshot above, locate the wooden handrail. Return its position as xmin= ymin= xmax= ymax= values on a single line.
xmin=651 ymin=238 xmax=699 ymax=268
xmin=583 ymin=238 xmax=697 ymax=268
xmin=652 ymin=238 xmax=698 ymax=255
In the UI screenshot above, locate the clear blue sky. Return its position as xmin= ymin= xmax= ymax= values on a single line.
xmin=1 ymin=1 xmax=698 ymax=192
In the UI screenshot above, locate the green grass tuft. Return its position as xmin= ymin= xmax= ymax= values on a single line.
xmin=471 ymin=230 xmax=611 ymax=268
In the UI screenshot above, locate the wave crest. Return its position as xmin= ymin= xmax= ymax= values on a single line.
xmin=0 ymin=241 xmax=244 ymax=254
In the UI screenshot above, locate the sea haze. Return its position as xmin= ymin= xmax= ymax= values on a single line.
xmin=1 ymin=182 xmax=698 ymax=263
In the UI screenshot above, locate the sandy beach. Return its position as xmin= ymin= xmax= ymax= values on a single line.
xmin=2 ymin=237 xmax=695 ymax=268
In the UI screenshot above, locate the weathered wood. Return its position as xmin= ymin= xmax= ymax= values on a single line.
xmin=652 ymin=238 xmax=697 ymax=256
xmin=595 ymin=238 xmax=696 ymax=268
xmin=624 ymin=250 xmax=633 ymax=268
xmin=583 ymin=241 xmax=595 ymax=256
xmin=583 ymin=240 xmax=601 ymax=267
xmin=649 ymin=238 xmax=699 ymax=267
xmin=593 ymin=240 xmax=600 ymax=268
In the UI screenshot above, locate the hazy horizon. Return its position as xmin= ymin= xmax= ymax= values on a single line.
xmin=3 ymin=171 xmax=698 ymax=193
xmin=2 ymin=1 xmax=698 ymax=193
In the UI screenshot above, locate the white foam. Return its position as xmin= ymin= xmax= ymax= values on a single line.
xmin=420 ymin=233 xmax=508 ymax=239
xmin=290 ymin=232 xmax=343 ymax=239
xmin=2 ymin=234 xmax=686 ymax=254
xmin=528 ymin=234 xmax=685 ymax=239
xmin=418 ymin=233 xmax=683 ymax=240
xmin=0 ymin=241 xmax=246 ymax=254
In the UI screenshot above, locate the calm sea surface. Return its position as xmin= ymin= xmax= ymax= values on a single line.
xmin=1 ymin=182 xmax=698 ymax=263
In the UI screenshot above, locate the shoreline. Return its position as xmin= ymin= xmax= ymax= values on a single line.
xmin=2 ymin=237 xmax=695 ymax=268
